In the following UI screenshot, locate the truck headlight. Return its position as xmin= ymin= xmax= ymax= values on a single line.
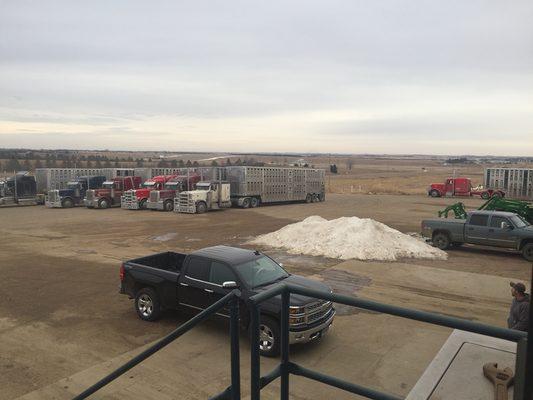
xmin=289 ymin=306 xmax=304 ymax=315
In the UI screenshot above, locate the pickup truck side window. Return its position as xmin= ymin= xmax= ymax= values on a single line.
xmin=490 ymin=216 xmax=509 ymax=228
xmin=185 ymin=257 xmax=210 ymax=281
xmin=209 ymin=261 xmax=236 ymax=286
xmin=469 ymin=214 xmax=489 ymax=226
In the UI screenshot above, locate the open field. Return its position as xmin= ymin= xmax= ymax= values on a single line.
xmin=0 ymin=192 xmax=531 ymax=399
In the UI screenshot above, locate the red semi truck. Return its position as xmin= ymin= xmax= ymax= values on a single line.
xmin=85 ymin=176 xmax=143 ymax=209
xmin=428 ymin=177 xmax=505 ymax=199
xmin=146 ymin=174 xmax=201 ymax=211
xmin=121 ymin=175 xmax=176 ymax=210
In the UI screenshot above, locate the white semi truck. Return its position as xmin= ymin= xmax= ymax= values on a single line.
xmin=174 ymin=166 xmax=326 ymax=214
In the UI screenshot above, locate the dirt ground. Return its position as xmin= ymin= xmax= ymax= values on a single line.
xmin=0 ymin=193 xmax=531 ymax=399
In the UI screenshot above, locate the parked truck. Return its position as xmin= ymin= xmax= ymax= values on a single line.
xmin=428 ymin=177 xmax=505 ymax=199
xmin=175 ymin=166 xmax=326 ymax=214
xmin=421 ymin=210 xmax=533 ymax=261
xmin=45 ymin=175 xmax=106 ymax=208
xmin=120 ymin=175 xmax=176 ymax=210
xmin=119 ymin=245 xmax=335 ymax=356
xmin=85 ymin=176 xmax=143 ymax=209
xmin=0 ymin=172 xmax=44 ymax=206
xmin=147 ymin=174 xmax=201 ymax=212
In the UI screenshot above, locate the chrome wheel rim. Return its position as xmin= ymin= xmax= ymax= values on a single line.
xmin=259 ymin=324 xmax=274 ymax=351
xmin=138 ymin=294 xmax=153 ymax=317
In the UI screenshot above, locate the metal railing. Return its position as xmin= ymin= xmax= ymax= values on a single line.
xmin=247 ymin=283 xmax=530 ymax=400
xmin=73 ymin=290 xmax=242 ymax=400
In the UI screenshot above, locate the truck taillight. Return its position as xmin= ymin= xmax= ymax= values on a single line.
xmin=119 ymin=264 xmax=125 ymax=281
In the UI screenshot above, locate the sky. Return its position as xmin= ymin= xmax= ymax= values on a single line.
xmin=1 ymin=0 xmax=532 ymax=155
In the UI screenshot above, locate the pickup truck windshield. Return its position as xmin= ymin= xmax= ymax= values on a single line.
xmin=510 ymin=215 xmax=529 ymax=228
xmin=234 ymin=256 xmax=289 ymax=288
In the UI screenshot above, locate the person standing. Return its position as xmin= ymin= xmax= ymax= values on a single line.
xmin=508 ymin=282 xmax=530 ymax=332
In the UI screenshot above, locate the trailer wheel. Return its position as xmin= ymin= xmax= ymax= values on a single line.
xmin=522 ymin=243 xmax=533 ymax=261
xmin=98 ymin=198 xmax=110 ymax=209
xmin=62 ymin=198 xmax=74 ymax=208
xmin=196 ymin=201 xmax=207 ymax=214
xmin=491 ymin=191 xmax=502 ymax=198
xmin=432 ymin=232 xmax=451 ymax=250
xmin=319 ymin=193 xmax=325 ymax=202
xmin=242 ymin=198 xmax=251 ymax=208
xmin=481 ymin=192 xmax=490 ymax=200
xmin=250 ymin=197 xmax=259 ymax=208
xmin=135 ymin=287 xmax=161 ymax=321
xmin=305 ymin=194 xmax=312 ymax=203
xmin=163 ymin=199 xmax=174 ymax=212
xmin=429 ymin=189 xmax=440 ymax=198
xmin=139 ymin=199 xmax=147 ymax=209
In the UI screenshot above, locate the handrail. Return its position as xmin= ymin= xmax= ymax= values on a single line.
xmin=248 ymin=283 xmax=530 ymax=400
xmin=73 ymin=290 xmax=241 ymax=400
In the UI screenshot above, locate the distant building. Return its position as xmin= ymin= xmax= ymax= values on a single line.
xmin=484 ymin=167 xmax=533 ymax=199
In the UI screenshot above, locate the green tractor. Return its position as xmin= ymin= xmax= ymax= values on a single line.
xmin=438 ymin=197 xmax=533 ymax=224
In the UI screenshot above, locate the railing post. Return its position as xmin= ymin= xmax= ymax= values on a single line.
xmin=514 ymin=337 xmax=527 ymax=400
xmin=230 ymin=297 xmax=241 ymax=400
xmin=280 ymin=287 xmax=290 ymax=400
xmin=251 ymin=303 xmax=261 ymax=400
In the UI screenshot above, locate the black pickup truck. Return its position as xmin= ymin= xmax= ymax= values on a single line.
xmin=120 ymin=245 xmax=335 ymax=356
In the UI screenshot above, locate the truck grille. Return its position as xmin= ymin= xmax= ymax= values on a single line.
xmin=121 ymin=190 xmax=138 ymax=209
xmin=175 ymin=192 xmax=196 ymax=213
xmin=47 ymin=190 xmax=59 ymax=202
xmin=149 ymin=191 xmax=159 ymax=202
xmin=305 ymin=300 xmax=333 ymax=324
xmin=86 ymin=190 xmax=95 ymax=201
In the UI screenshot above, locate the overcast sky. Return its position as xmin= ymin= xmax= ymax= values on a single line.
xmin=1 ymin=1 xmax=532 ymax=155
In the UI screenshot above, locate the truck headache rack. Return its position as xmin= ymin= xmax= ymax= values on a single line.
xmin=73 ymin=278 xmax=532 ymax=400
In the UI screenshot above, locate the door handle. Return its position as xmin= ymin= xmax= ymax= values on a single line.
xmin=204 ymin=288 xmax=214 ymax=293
xmin=180 ymin=282 xmax=189 ymax=287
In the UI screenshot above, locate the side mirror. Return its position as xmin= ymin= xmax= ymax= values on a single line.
xmin=222 ymin=281 xmax=238 ymax=289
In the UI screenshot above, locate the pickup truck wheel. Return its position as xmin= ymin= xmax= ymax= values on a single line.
xmin=429 ymin=190 xmax=440 ymax=198
xmin=139 ymin=199 xmax=147 ymax=209
xmin=98 ymin=198 xmax=109 ymax=209
xmin=135 ymin=288 xmax=161 ymax=321
xmin=196 ymin=201 xmax=207 ymax=214
xmin=258 ymin=316 xmax=280 ymax=357
xmin=163 ymin=200 xmax=174 ymax=211
xmin=62 ymin=198 xmax=74 ymax=208
xmin=433 ymin=232 xmax=451 ymax=250
xmin=522 ymin=243 xmax=533 ymax=261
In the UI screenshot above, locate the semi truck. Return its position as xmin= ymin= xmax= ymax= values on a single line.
xmin=175 ymin=166 xmax=326 ymax=214
xmin=147 ymin=174 xmax=201 ymax=212
xmin=0 ymin=172 xmax=44 ymax=206
xmin=121 ymin=175 xmax=176 ymax=210
xmin=428 ymin=177 xmax=504 ymax=199
xmin=119 ymin=245 xmax=335 ymax=356
xmin=45 ymin=175 xmax=107 ymax=208
xmin=85 ymin=176 xmax=143 ymax=209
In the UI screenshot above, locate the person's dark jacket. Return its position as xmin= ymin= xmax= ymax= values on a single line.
xmin=507 ymin=294 xmax=530 ymax=332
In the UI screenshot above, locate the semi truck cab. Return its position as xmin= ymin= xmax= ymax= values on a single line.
xmin=46 ymin=175 xmax=106 ymax=208
xmin=121 ymin=175 xmax=176 ymax=210
xmin=86 ymin=176 xmax=142 ymax=209
xmin=147 ymin=174 xmax=201 ymax=212
xmin=175 ymin=181 xmax=232 ymax=214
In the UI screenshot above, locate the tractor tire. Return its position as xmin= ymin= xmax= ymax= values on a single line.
xmin=522 ymin=243 xmax=533 ymax=261
xmin=481 ymin=192 xmax=490 ymax=200
xmin=62 ymin=198 xmax=74 ymax=208
xmin=250 ymin=197 xmax=259 ymax=208
xmin=135 ymin=287 xmax=162 ymax=322
xmin=196 ymin=201 xmax=207 ymax=214
xmin=98 ymin=198 xmax=110 ymax=209
xmin=242 ymin=198 xmax=251 ymax=208
xmin=139 ymin=199 xmax=147 ymax=209
xmin=430 ymin=190 xmax=440 ymax=198
xmin=163 ymin=200 xmax=174 ymax=212
xmin=432 ymin=232 xmax=451 ymax=250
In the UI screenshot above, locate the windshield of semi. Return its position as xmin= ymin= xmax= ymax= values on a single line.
xmin=142 ymin=182 xmax=156 ymax=188
xmin=510 ymin=215 xmax=529 ymax=228
xmin=234 ymin=256 xmax=289 ymax=288
xmin=67 ymin=182 xmax=80 ymax=189
xmin=197 ymin=184 xmax=210 ymax=191
xmin=102 ymin=182 xmax=115 ymax=189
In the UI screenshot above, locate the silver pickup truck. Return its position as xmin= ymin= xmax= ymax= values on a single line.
xmin=421 ymin=210 xmax=533 ymax=261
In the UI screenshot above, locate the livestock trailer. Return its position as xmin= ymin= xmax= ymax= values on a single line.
xmin=485 ymin=168 xmax=533 ymax=200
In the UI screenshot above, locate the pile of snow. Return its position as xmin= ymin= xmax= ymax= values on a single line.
xmin=249 ymin=216 xmax=447 ymax=261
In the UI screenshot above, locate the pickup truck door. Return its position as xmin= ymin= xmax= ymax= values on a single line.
xmin=178 ymin=256 xmax=214 ymax=311
xmin=464 ymin=214 xmax=491 ymax=245
xmin=486 ymin=215 xmax=519 ymax=248
xmin=206 ymin=261 xmax=240 ymax=317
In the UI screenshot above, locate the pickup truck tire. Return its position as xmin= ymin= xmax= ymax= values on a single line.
xmin=163 ymin=200 xmax=174 ymax=211
xmin=430 ymin=189 xmax=440 ymax=198
xmin=432 ymin=232 xmax=451 ymax=250
xmin=259 ymin=316 xmax=280 ymax=357
xmin=135 ymin=287 xmax=161 ymax=321
xmin=522 ymin=243 xmax=533 ymax=261
xmin=98 ymin=198 xmax=110 ymax=209
xmin=196 ymin=201 xmax=207 ymax=214
xmin=62 ymin=198 xmax=74 ymax=208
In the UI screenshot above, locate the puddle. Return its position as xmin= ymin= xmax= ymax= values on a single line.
xmin=319 ymin=269 xmax=373 ymax=316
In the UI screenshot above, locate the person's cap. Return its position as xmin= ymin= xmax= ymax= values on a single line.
xmin=510 ymin=282 xmax=526 ymax=293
